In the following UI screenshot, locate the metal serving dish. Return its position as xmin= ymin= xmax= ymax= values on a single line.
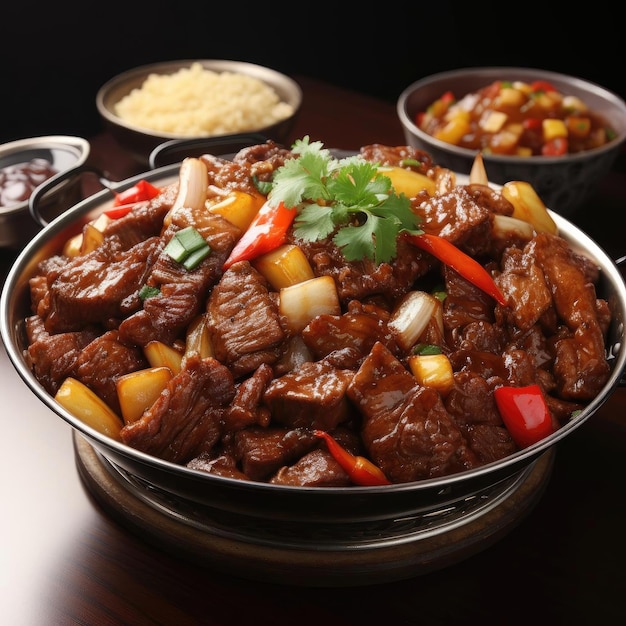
xmin=2 ymin=149 xmax=625 ymax=584
xmin=0 ymin=135 xmax=90 ymax=249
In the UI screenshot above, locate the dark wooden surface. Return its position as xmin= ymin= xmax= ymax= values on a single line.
xmin=2 ymin=75 xmax=626 ymax=625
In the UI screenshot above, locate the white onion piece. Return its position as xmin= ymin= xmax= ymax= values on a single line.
xmin=469 ymin=153 xmax=489 ymax=186
xmin=164 ymin=157 xmax=209 ymax=226
xmin=492 ymin=214 xmax=535 ymax=242
xmin=279 ymin=275 xmax=340 ymax=334
xmin=388 ymin=291 xmax=440 ymax=352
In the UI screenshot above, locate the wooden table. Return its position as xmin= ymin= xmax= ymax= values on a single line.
xmin=2 ymin=76 xmax=625 ymax=625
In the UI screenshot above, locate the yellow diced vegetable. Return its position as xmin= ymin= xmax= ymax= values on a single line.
xmin=497 ymin=87 xmax=525 ymax=107
xmin=502 ymin=181 xmax=558 ymax=235
xmin=279 ymin=275 xmax=340 ymax=334
xmin=489 ymin=124 xmax=523 ymax=154
xmin=253 ymin=244 xmax=315 ymax=290
xmin=408 ymin=353 xmax=454 ymax=394
xmin=116 ymin=366 xmax=172 ymax=424
xmin=380 ymin=166 xmax=436 ymax=197
xmin=542 ymin=118 xmax=568 ymax=141
xmin=565 ymin=116 xmax=591 ymax=138
xmin=144 ymin=340 xmax=183 ymax=374
xmin=55 ymin=377 xmax=122 ymax=439
xmin=480 ymin=110 xmax=508 ymax=133
xmin=208 ymin=190 xmax=265 ymax=231
xmin=434 ymin=117 xmax=471 ymax=145
xmin=512 ymin=81 xmax=532 ymax=95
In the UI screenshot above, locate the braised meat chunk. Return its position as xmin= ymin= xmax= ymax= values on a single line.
xmin=120 ymin=354 xmax=235 ymax=463
xmin=207 ymin=260 xmax=285 ymax=378
xmin=348 ymin=342 xmax=481 ymax=482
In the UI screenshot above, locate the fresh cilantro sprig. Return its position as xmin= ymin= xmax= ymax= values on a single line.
xmin=267 ymin=137 xmax=423 ymax=264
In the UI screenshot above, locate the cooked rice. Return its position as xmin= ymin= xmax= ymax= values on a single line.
xmin=114 ymin=62 xmax=294 ymax=136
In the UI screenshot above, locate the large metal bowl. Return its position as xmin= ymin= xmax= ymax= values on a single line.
xmin=2 ymin=152 xmax=625 ymax=584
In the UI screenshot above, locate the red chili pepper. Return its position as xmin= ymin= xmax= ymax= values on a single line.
xmin=313 ymin=430 xmax=391 ymax=486
xmin=541 ymin=136 xmax=568 ymax=156
xmin=440 ymin=90 xmax=455 ymax=104
xmin=530 ymin=80 xmax=557 ymax=94
xmin=103 ymin=202 xmax=137 ymax=219
xmin=112 ymin=180 xmax=161 ymax=207
xmin=223 ymin=200 xmax=297 ymax=270
xmin=522 ymin=118 xmax=542 ymax=131
xmin=404 ymin=233 xmax=508 ymax=306
xmin=493 ymin=384 xmax=555 ymax=448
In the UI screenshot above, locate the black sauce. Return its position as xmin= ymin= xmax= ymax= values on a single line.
xmin=0 ymin=158 xmax=58 ymax=208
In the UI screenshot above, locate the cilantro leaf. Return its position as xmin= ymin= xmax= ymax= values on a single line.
xmin=294 ymin=204 xmax=336 ymax=241
xmin=268 ymin=138 xmax=424 ymax=264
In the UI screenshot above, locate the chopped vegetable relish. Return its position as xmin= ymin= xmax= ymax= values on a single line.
xmin=416 ymin=79 xmax=616 ymax=157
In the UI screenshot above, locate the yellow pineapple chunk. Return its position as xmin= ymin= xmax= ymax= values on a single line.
xmin=253 ymin=244 xmax=315 ymax=290
xmin=207 ymin=190 xmax=265 ymax=231
xmin=116 ymin=366 xmax=172 ymax=424
xmin=498 ymin=87 xmax=525 ymax=107
xmin=434 ymin=116 xmax=471 ymax=144
xmin=408 ymin=353 xmax=454 ymax=394
xmin=55 ymin=377 xmax=122 ymax=439
xmin=502 ymin=181 xmax=558 ymax=234
xmin=480 ymin=110 xmax=508 ymax=133
xmin=380 ymin=166 xmax=436 ymax=197
xmin=542 ymin=118 xmax=568 ymax=141
xmin=144 ymin=340 xmax=183 ymax=374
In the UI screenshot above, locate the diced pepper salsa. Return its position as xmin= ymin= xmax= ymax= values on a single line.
xmin=416 ymin=79 xmax=616 ymax=157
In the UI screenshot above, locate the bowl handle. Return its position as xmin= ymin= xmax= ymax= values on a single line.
xmin=28 ymin=164 xmax=111 ymax=228
xmin=149 ymin=132 xmax=272 ymax=169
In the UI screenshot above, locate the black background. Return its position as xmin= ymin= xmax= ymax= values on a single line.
xmin=2 ymin=1 xmax=621 ymax=143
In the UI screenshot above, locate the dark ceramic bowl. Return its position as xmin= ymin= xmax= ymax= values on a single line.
xmin=397 ymin=67 xmax=626 ymax=216
xmin=0 ymin=136 xmax=90 ymax=249
xmin=2 ymin=151 xmax=626 ymax=585
xmin=96 ymin=59 xmax=302 ymax=165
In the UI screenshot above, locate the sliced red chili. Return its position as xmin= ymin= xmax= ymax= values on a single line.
xmin=530 ymin=80 xmax=557 ymax=94
xmin=223 ymin=200 xmax=296 ymax=270
xmin=404 ymin=232 xmax=508 ymax=306
xmin=103 ymin=202 xmax=136 ymax=219
xmin=112 ymin=179 xmax=161 ymax=207
xmin=494 ymin=384 xmax=555 ymax=448
xmin=522 ymin=118 xmax=542 ymax=131
xmin=314 ymin=430 xmax=391 ymax=486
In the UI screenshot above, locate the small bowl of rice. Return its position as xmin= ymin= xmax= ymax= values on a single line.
xmin=96 ymin=59 xmax=302 ymax=164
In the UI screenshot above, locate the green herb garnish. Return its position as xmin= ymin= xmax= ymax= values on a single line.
xmin=412 ymin=343 xmax=442 ymax=356
xmin=163 ymin=226 xmax=210 ymax=270
xmin=267 ymin=137 xmax=422 ymax=264
xmin=138 ymin=285 xmax=161 ymax=300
